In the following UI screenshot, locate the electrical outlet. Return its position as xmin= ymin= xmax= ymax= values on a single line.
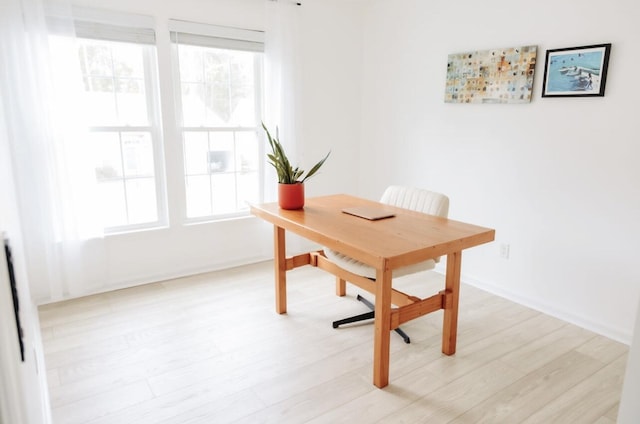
xmin=499 ymin=243 xmax=510 ymax=259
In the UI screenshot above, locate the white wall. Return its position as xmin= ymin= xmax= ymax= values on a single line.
xmin=293 ymin=0 xmax=364 ymax=199
xmin=37 ymin=0 xmax=364 ymax=299
xmin=359 ymin=0 xmax=640 ymax=342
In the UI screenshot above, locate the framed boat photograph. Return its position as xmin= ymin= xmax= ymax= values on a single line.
xmin=542 ymin=43 xmax=611 ymax=97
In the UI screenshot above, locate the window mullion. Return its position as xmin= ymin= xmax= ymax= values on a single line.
xmin=253 ymin=54 xmax=264 ymax=203
xmin=233 ymin=131 xmax=239 ymax=209
xmin=109 ymin=47 xmax=120 ymax=126
xmin=117 ymin=131 xmax=131 ymax=225
xmin=207 ymin=132 xmax=214 ymax=215
xmin=142 ymin=46 xmax=167 ymax=226
xmin=201 ymin=50 xmax=207 ymax=125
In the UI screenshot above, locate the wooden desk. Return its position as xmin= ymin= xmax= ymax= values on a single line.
xmin=250 ymin=194 xmax=495 ymax=388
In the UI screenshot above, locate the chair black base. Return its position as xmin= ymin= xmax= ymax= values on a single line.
xmin=332 ymin=294 xmax=411 ymax=344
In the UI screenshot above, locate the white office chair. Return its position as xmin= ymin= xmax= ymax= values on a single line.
xmin=324 ymin=186 xmax=450 ymax=343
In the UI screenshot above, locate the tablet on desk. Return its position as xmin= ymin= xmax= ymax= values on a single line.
xmin=341 ymin=206 xmax=395 ymax=221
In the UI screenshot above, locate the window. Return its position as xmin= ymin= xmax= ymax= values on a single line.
xmin=48 ymin=13 xmax=265 ymax=233
xmin=171 ymin=21 xmax=264 ymax=220
xmin=51 ymin=13 xmax=167 ymax=232
xmin=79 ymin=38 xmax=165 ymax=230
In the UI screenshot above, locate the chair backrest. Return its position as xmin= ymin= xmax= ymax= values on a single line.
xmin=380 ymin=186 xmax=449 ymax=218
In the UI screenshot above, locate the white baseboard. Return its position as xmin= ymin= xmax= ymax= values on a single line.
xmin=37 ymin=254 xmax=273 ymax=306
xmin=438 ymin=265 xmax=632 ymax=345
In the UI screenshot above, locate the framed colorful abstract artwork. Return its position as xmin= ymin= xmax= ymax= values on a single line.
xmin=444 ymin=45 xmax=537 ymax=104
xmin=541 ymin=43 xmax=611 ymax=97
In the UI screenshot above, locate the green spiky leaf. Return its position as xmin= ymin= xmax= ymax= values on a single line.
xmin=262 ymin=121 xmax=330 ymax=184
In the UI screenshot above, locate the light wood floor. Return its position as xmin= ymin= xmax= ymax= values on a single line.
xmin=39 ymin=261 xmax=628 ymax=424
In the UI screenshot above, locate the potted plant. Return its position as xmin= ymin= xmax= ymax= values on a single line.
xmin=262 ymin=122 xmax=330 ymax=209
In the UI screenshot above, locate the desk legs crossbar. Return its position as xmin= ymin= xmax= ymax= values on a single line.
xmin=271 ymin=224 xmax=463 ymax=388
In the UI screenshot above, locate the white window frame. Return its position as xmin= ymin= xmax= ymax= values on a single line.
xmin=169 ymin=19 xmax=265 ymax=223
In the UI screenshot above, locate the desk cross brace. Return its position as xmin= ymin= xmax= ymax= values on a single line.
xmin=282 ymin=251 xmax=453 ymax=330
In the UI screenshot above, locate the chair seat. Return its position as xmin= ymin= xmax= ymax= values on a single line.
xmin=323 ymin=248 xmax=436 ymax=280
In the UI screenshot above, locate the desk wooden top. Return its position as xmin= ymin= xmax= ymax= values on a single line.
xmin=250 ymin=194 xmax=495 ymax=270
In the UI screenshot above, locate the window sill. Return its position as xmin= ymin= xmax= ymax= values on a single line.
xmin=183 ymin=211 xmax=255 ymax=227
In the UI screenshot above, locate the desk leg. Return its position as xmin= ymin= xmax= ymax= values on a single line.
xmin=443 ymin=251 xmax=462 ymax=355
xmin=336 ymin=277 xmax=346 ymax=297
xmin=373 ymin=264 xmax=392 ymax=388
xmin=274 ymin=225 xmax=287 ymax=314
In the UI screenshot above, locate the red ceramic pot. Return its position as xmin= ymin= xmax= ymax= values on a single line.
xmin=278 ymin=183 xmax=305 ymax=209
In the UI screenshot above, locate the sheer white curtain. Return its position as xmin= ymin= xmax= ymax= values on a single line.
xmin=0 ymin=0 xmax=105 ymax=301
xmin=264 ymin=0 xmax=303 ymax=201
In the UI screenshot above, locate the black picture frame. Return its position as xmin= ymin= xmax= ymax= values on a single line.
xmin=541 ymin=43 xmax=611 ymax=98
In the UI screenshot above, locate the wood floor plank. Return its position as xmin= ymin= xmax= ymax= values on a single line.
xmin=576 ymin=334 xmax=629 ymax=363
xmin=51 ymin=381 xmax=154 ymax=424
xmin=38 ymin=261 xmax=629 ymax=424
xmin=162 ymin=389 xmax=266 ymax=424
xmin=84 ymin=380 xmax=263 ymax=424
xmin=450 ymin=350 xmax=607 ymax=423
xmin=521 ymin=354 xmax=627 ymax=424
xmin=376 ymin=359 xmax=524 ymax=423
xmin=43 ymin=334 xmax=130 ymax=369
xmin=498 ymin=323 xmax=596 ymax=374
xmin=604 ymin=402 xmax=621 ymax=421
xmin=232 ymin=371 xmax=373 ymax=424
xmin=304 ymin=367 xmax=444 ymax=423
